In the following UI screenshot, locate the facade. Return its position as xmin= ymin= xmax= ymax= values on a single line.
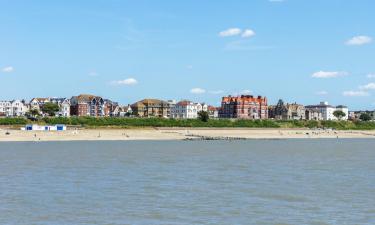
xmin=29 ymin=98 xmax=50 ymax=111
xmin=305 ymin=109 xmax=323 ymax=121
xmin=305 ymin=102 xmax=348 ymax=120
xmin=349 ymin=110 xmax=375 ymax=121
xmin=103 ymin=99 xmax=119 ymax=117
xmin=131 ymin=99 xmax=170 ymax=118
xmin=0 ymin=100 xmax=28 ymax=117
xmin=219 ymin=95 xmax=268 ymax=119
xmin=207 ymin=106 xmax=219 ymax=118
xmin=114 ymin=105 xmax=133 ymax=117
xmin=170 ymin=100 xmax=208 ymax=119
xmin=269 ymin=100 xmax=305 ymax=120
xmin=50 ymin=98 xmax=71 ymax=117
xmin=23 ymin=124 xmax=66 ymax=131
xmin=70 ymin=94 xmax=107 ymax=117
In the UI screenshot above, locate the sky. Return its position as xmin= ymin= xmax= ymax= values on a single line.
xmin=0 ymin=0 xmax=374 ymax=110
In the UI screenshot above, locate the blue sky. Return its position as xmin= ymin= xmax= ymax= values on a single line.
xmin=0 ymin=0 xmax=374 ymax=110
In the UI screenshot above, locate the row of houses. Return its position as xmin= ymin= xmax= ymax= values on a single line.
xmin=268 ymin=100 xmax=349 ymax=121
xmin=0 ymin=93 xmax=365 ymax=121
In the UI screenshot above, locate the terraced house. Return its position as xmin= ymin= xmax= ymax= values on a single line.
xmin=131 ymin=99 xmax=170 ymax=118
xmin=70 ymin=94 xmax=117 ymax=117
xmin=219 ymin=95 xmax=268 ymax=119
xmin=0 ymin=100 xmax=28 ymax=117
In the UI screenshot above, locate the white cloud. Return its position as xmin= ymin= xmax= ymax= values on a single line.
xmin=2 ymin=66 xmax=14 ymax=73
xmin=190 ymin=88 xmax=206 ymax=94
xmin=219 ymin=28 xmax=242 ymax=37
xmin=242 ymin=29 xmax=256 ymax=38
xmin=346 ymin=35 xmax=372 ymax=46
xmin=316 ymin=91 xmax=328 ymax=95
xmin=111 ymin=78 xmax=138 ymax=86
xmin=367 ymin=73 xmax=375 ymax=78
xmin=359 ymin=82 xmax=375 ymax=90
xmin=209 ymin=90 xmax=224 ymax=95
xmin=342 ymin=91 xmax=369 ymax=97
xmin=311 ymin=71 xmax=348 ymax=78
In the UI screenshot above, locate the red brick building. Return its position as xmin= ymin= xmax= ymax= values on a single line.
xmin=70 ymin=94 xmax=117 ymax=117
xmin=219 ymin=95 xmax=268 ymax=119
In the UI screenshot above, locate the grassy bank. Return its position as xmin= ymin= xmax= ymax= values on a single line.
xmin=1 ymin=117 xmax=375 ymax=130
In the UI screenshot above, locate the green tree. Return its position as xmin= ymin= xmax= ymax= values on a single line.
xmin=333 ymin=110 xmax=346 ymax=120
xmin=41 ymin=103 xmax=60 ymax=116
xmin=29 ymin=108 xmax=40 ymax=117
xmin=198 ymin=111 xmax=209 ymax=122
xmin=359 ymin=113 xmax=372 ymax=121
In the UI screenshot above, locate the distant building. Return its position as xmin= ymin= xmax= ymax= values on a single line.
xmin=50 ymin=98 xmax=71 ymax=117
xmin=305 ymin=102 xmax=348 ymax=120
xmin=269 ymin=99 xmax=306 ymax=120
xmin=131 ymin=99 xmax=170 ymax=118
xmin=23 ymin=124 xmax=66 ymax=131
xmin=170 ymin=100 xmax=208 ymax=119
xmin=167 ymin=100 xmax=177 ymax=118
xmin=305 ymin=108 xmax=323 ymax=121
xmin=114 ymin=105 xmax=133 ymax=117
xmin=29 ymin=98 xmax=50 ymax=112
xmin=0 ymin=100 xmax=28 ymax=117
xmin=103 ymin=99 xmax=119 ymax=117
xmin=219 ymin=95 xmax=268 ymax=119
xmin=207 ymin=106 xmax=219 ymax=119
xmin=349 ymin=110 xmax=375 ymax=121
xmin=70 ymin=94 xmax=107 ymax=117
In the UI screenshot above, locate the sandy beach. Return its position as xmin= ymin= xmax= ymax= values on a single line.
xmin=1 ymin=127 xmax=375 ymax=142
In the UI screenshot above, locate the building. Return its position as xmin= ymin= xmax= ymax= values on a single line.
xmin=70 ymin=94 xmax=107 ymax=117
xmin=29 ymin=98 xmax=50 ymax=112
xmin=269 ymin=99 xmax=305 ymax=120
xmin=219 ymin=95 xmax=268 ymax=119
xmin=170 ymin=100 xmax=208 ymax=119
xmin=305 ymin=108 xmax=323 ymax=121
xmin=207 ymin=106 xmax=219 ymax=119
xmin=50 ymin=98 xmax=71 ymax=117
xmin=23 ymin=124 xmax=66 ymax=131
xmin=0 ymin=100 xmax=28 ymax=117
xmin=131 ymin=99 xmax=170 ymax=118
xmin=305 ymin=102 xmax=348 ymax=120
xmin=349 ymin=110 xmax=375 ymax=121
xmin=103 ymin=99 xmax=119 ymax=117
xmin=113 ymin=105 xmax=133 ymax=117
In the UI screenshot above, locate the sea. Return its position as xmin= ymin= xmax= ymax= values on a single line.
xmin=0 ymin=140 xmax=374 ymax=225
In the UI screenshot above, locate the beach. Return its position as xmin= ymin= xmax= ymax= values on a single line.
xmin=1 ymin=127 xmax=375 ymax=142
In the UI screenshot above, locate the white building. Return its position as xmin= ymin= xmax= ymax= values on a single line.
xmin=22 ymin=124 xmax=66 ymax=131
xmin=305 ymin=102 xmax=348 ymax=120
xmin=50 ymin=98 xmax=71 ymax=117
xmin=0 ymin=100 xmax=28 ymax=117
xmin=170 ymin=100 xmax=208 ymax=119
xmin=113 ymin=105 xmax=133 ymax=117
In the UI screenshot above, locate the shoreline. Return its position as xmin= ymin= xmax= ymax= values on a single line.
xmin=1 ymin=127 xmax=375 ymax=142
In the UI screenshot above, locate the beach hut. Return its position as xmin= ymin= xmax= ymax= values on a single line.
xmin=23 ymin=124 xmax=66 ymax=131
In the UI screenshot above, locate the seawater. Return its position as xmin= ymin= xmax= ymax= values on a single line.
xmin=0 ymin=140 xmax=374 ymax=225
